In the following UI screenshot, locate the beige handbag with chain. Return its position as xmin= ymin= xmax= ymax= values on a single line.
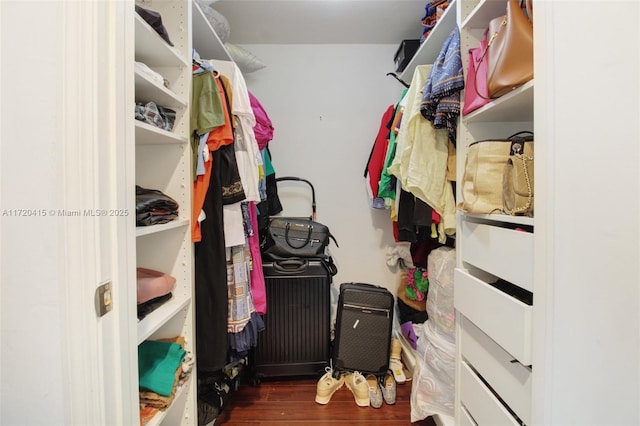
xmin=503 ymin=136 xmax=534 ymax=216
xmin=458 ymin=132 xmax=533 ymax=215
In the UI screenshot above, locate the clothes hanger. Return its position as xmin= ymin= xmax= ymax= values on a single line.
xmin=386 ymin=72 xmax=410 ymax=88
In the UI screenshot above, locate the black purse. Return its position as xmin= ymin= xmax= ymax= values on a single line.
xmin=263 ymin=217 xmax=337 ymax=259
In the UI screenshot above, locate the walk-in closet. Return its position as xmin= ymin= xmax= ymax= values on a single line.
xmin=1 ymin=1 xmax=639 ymax=425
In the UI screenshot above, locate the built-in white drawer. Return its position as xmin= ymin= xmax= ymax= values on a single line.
xmin=461 ymin=316 xmax=532 ymax=425
xmin=459 ymin=405 xmax=477 ymax=426
xmin=455 ymin=268 xmax=532 ymax=365
xmin=461 ymin=220 xmax=533 ymax=292
xmin=460 ymin=362 xmax=520 ymax=426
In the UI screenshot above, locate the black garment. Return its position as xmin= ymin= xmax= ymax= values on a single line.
xmin=397 ymin=298 xmax=429 ymax=325
xmin=397 ymin=189 xmax=432 ymax=242
xmin=218 ymin=143 xmax=246 ymax=205
xmin=195 ymin=150 xmax=228 ymax=373
xmin=135 ymin=6 xmax=174 ymax=46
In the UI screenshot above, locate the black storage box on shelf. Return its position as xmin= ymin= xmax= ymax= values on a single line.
xmin=394 ymin=39 xmax=421 ymax=73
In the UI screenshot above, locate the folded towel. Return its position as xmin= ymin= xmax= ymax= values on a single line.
xmin=138 ymin=340 xmax=186 ymax=397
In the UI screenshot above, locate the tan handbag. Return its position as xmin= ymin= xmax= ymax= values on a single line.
xmin=503 ymin=136 xmax=534 ymax=216
xmin=486 ymin=0 xmax=534 ymax=98
xmin=458 ymin=132 xmax=533 ymax=214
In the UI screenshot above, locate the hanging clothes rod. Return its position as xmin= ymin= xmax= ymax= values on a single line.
xmin=386 ymin=72 xmax=410 ymax=88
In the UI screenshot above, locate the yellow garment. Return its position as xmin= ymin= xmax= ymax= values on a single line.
xmin=387 ymin=65 xmax=456 ymax=242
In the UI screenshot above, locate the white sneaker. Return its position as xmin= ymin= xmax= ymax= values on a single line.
xmin=315 ymin=366 xmax=344 ymax=404
xmin=389 ymin=358 xmax=406 ymax=384
xmin=344 ymin=371 xmax=370 ymax=407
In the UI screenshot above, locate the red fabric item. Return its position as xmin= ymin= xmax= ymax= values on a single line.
xmin=432 ymin=210 xmax=441 ymax=224
xmin=366 ymin=105 xmax=395 ymax=198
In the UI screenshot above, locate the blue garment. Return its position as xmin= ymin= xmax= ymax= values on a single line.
xmin=420 ymin=27 xmax=464 ymax=143
xmin=196 ymin=132 xmax=209 ymax=176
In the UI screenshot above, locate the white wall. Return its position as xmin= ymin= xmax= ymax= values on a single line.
xmin=1 ymin=2 xmax=67 ymax=424
xmin=242 ymin=44 xmax=405 ymax=307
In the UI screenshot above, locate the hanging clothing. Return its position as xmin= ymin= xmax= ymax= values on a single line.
xmin=192 ymin=74 xmax=235 ymax=243
xmin=378 ymin=89 xmax=409 ymax=205
xmin=206 ymin=60 xmax=263 ymax=203
xmin=387 ymin=65 xmax=456 ymax=243
xmin=364 ymin=104 xmax=395 ymax=209
xmin=249 ymin=91 xmax=274 ymax=150
xmin=247 ymin=201 xmax=266 ymax=314
xmin=194 ymin=150 xmax=228 ymax=373
xmin=420 ymin=27 xmax=464 ymax=145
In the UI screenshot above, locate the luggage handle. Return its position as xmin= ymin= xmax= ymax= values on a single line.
xmin=272 ymin=258 xmax=309 ymax=274
xmin=275 ymin=176 xmax=316 ymax=220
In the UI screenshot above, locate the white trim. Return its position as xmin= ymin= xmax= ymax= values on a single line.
xmin=531 ymin=1 xmax=553 ymax=424
xmin=60 ymin=0 xmax=104 ymax=423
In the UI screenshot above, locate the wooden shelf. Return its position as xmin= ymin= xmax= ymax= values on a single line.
xmin=137 ymin=293 xmax=192 ymax=344
xmin=135 ymin=219 xmax=189 ymax=238
xmin=461 ymin=0 xmax=509 ymax=31
xmin=135 ymin=121 xmax=188 ymax=145
xmin=134 ymin=14 xmax=188 ymax=68
xmin=192 ymin=1 xmax=232 ymax=61
xmin=135 ymin=70 xmax=188 ymax=110
xmin=462 ymin=80 xmax=534 ymax=123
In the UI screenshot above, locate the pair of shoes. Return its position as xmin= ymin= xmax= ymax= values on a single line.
xmin=315 ymin=366 xmax=345 ymax=404
xmin=344 ymin=371 xmax=370 ymax=407
xmin=365 ymin=374 xmax=383 ymax=408
xmin=379 ymin=370 xmax=396 ymax=404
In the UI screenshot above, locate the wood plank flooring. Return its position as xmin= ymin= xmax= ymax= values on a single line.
xmin=214 ymin=376 xmax=437 ymax=425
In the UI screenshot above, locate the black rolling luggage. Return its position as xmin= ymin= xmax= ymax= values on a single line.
xmin=332 ymin=282 xmax=394 ymax=376
xmin=252 ymin=258 xmax=332 ymax=381
xmin=252 ymin=177 xmax=336 ymax=382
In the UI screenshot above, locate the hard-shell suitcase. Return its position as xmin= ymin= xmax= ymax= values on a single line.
xmin=332 ymin=282 xmax=394 ymax=376
xmin=252 ymin=258 xmax=332 ymax=381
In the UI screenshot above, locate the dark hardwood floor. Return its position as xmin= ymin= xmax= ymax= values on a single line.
xmin=214 ymin=375 xmax=437 ymax=425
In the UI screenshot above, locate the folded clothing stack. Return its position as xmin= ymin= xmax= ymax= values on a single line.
xmin=139 ymin=337 xmax=193 ymax=424
xmin=135 ymin=101 xmax=176 ymax=131
xmin=136 ymin=267 xmax=177 ymax=320
xmin=136 ymin=185 xmax=179 ymax=226
xmin=421 ymin=0 xmax=450 ymax=42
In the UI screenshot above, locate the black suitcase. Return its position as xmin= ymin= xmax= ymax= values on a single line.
xmin=252 ymin=258 xmax=332 ymax=382
xmin=332 ymin=282 xmax=394 ymax=376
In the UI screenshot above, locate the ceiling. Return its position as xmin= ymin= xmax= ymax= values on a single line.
xmin=211 ymin=0 xmax=429 ymax=44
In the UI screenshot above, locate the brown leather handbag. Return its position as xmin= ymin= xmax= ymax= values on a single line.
xmin=486 ymin=0 xmax=533 ymax=98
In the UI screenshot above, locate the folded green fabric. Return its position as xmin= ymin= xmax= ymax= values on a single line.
xmin=138 ymin=340 xmax=186 ymax=397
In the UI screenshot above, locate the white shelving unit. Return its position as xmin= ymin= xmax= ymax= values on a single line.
xmin=454 ymin=0 xmax=534 ymax=425
xmin=399 ymin=0 xmax=458 ymax=82
xmin=133 ymin=0 xmax=196 ymax=424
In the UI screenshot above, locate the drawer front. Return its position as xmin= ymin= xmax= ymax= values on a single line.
xmin=461 ymin=220 xmax=533 ymax=292
xmin=455 ymin=268 xmax=532 ymax=365
xmin=460 ymin=362 xmax=520 ymax=426
xmin=461 ymin=316 xmax=532 ymax=425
